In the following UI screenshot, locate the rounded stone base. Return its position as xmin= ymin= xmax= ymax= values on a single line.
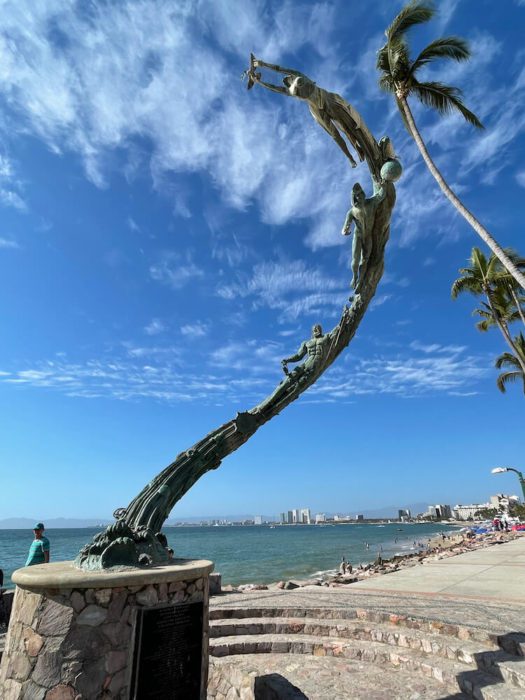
xmin=0 ymin=559 xmax=213 ymax=700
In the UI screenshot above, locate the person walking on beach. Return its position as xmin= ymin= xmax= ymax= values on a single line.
xmin=25 ymin=523 xmax=50 ymax=566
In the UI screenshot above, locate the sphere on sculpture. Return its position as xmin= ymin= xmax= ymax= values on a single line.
xmin=380 ymin=159 xmax=403 ymax=182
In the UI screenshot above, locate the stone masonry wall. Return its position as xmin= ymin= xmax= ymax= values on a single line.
xmin=0 ymin=576 xmax=209 ymax=700
xmin=208 ymin=659 xmax=256 ymax=699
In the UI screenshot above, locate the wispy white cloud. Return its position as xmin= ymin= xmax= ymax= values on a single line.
xmin=312 ymin=344 xmax=487 ymax=399
xmin=144 ymin=318 xmax=166 ymax=335
xmin=217 ymin=259 xmax=348 ymax=320
xmin=127 ymin=217 xmax=140 ymax=233
xmin=0 ymin=1 xmax=522 ymax=254
xmin=434 ymin=0 xmax=461 ymax=32
xmin=410 ymin=340 xmax=466 ymax=355
xmin=211 ymin=234 xmax=253 ymax=268
xmin=180 ymin=322 xmax=208 ymax=339
xmin=0 ymin=336 xmax=490 ymax=405
xmin=0 ymin=237 xmax=20 ymax=249
xmin=370 ymin=293 xmax=392 ymax=309
xmin=0 ymin=154 xmax=26 ymax=211
xmin=150 ymin=252 xmax=204 ymax=289
xmin=0 ymin=0 xmax=353 ymax=248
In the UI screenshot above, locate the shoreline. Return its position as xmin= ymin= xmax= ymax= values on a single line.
xmin=227 ymin=529 xmax=522 ymax=593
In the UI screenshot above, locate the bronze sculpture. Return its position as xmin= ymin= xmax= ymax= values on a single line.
xmin=75 ymin=56 xmax=401 ymax=570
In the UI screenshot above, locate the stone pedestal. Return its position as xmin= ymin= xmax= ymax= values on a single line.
xmin=0 ymin=558 xmax=213 ymax=700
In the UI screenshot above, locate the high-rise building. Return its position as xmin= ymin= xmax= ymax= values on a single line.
xmin=300 ymin=508 xmax=311 ymax=524
xmin=292 ymin=509 xmax=300 ymax=524
xmin=425 ymin=504 xmax=452 ymax=519
xmin=355 ymin=514 xmax=364 ymax=521
xmin=315 ymin=513 xmax=326 ymax=523
xmin=398 ymin=509 xmax=411 ymax=521
xmin=279 ymin=512 xmax=286 ymax=524
xmin=254 ymin=515 xmax=263 ymax=525
xmin=287 ymin=510 xmax=294 ymax=524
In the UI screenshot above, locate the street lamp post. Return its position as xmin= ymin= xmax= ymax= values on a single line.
xmin=491 ymin=466 xmax=525 ymax=502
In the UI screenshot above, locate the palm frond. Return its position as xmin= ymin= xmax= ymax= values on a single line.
xmin=409 ymin=37 xmax=471 ymax=77
xmin=451 ymin=275 xmax=483 ymax=298
xmin=378 ymin=74 xmax=396 ymax=93
xmin=493 ymin=248 xmax=525 ymax=289
xmin=475 ymin=319 xmax=491 ymax=332
xmin=486 ymin=253 xmax=502 ymax=281
xmin=470 ymin=247 xmax=487 ymax=271
xmin=495 ymin=352 xmax=521 ymax=370
xmin=411 ymin=81 xmax=484 ymax=128
xmin=496 ymin=371 xmax=523 ymax=394
xmin=385 ymin=1 xmax=435 ymax=44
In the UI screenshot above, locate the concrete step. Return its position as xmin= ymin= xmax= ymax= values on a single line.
xmin=209 ymin=633 xmax=524 ymax=699
xmin=457 ymin=667 xmax=525 ymax=700
xmin=210 ymin=605 xmax=525 ymax=657
xmin=487 ymin=654 xmax=525 ymax=690
xmin=210 ymin=615 xmax=525 ymax=689
xmin=209 ymin=653 xmax=472 ymax=700
xmin=210 ymin=616 xmax=497 ymax=667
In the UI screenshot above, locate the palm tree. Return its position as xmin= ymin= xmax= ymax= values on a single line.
xmin=471 ymin=249 xmax=525 ymax=332
xmin=495 ymin=334 xmax=525 ymax=394
xmin=494 ymin=250 xmax=525 ymax=327
xmin=451 ymin=248 xmax=525 ymax=375
xmin=377 ymin=1 xmax=525 ymax=290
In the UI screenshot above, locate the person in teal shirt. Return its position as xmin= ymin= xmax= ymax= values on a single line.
xmin=25 ymin=523 xmax=50 ymax=566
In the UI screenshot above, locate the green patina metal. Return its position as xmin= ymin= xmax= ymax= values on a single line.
xmin=75 ymin=56 xmax=402 ymax=571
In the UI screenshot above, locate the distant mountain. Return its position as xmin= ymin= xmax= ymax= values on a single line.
xmin=0 ymin=504 xmax=430 ymax=529
xmin=0 ymin=517 xmax=111 ymax=529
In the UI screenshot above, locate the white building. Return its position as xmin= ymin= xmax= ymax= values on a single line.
xmin=453 ymin=503 xmax=490 ymax=520
xmin=300 ymin=508 xmax=311 ymax=524
xmin=315 ymin=513 xmax=326 ymax=523
xmin=254 ymin=515 xmax=263 ymax=525
xmin=490 ymin=494 xmax=519 ymax=512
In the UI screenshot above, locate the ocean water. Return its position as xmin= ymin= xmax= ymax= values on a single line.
xmin=0 ymin=522 xmax=459 ymax=589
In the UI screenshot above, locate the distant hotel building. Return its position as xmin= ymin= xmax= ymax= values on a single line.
xmin=280 ymin=508 xmax=311 ymax=524
xmin=300 ymin=508 xmax=311 ymax=524
xmin=398 ymin=509 xmax=411 ymax=521
xmin=453 ymin=503 xmax=490 ymax=520
xmin=254 ymin=515 xmax=263 ymax=525
xmin=425 ymin=504 xmax=452 ymax=519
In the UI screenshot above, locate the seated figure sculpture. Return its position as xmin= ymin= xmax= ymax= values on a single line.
xmin=253 ymin=324 xmax=335 ymax=413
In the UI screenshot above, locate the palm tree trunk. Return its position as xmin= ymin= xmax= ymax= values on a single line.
xmin=486 ymin=290 xmax=525 ymax=375
xmin=509 ymin=287 xmax=525 ymax=328
xmin=398 ymin=97 xmax=525 ymax=291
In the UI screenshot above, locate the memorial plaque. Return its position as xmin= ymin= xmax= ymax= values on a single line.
xmin=130 ymin=601 xmax=204 ymax=699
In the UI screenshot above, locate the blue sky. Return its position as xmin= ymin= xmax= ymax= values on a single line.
xmin=0 ymin=0 xmax=524 ymax=521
